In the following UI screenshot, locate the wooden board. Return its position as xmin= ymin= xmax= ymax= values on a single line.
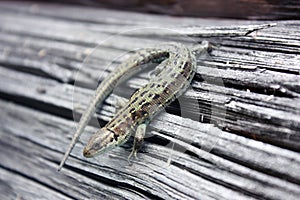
xmin=0 ymin=1 xmax=299 ymax=200
xmin=23 ymin=0 xmax=300 ymax=20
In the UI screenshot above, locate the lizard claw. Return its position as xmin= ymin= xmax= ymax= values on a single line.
xmin=127 ymin=148 xmax=139 ymax=163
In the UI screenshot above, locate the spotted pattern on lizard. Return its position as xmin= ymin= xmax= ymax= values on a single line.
xmin=58 ymin=41 xmax=211 ymax=170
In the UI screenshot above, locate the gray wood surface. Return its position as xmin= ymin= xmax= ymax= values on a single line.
xmin=0 ymin=1 xmax=299 ymax=200
xmin=22 ymin=0 xmax=300 ymax=20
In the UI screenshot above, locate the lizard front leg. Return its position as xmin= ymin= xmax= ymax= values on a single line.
xmin=128 ymin=123 xmax=147 ymax=162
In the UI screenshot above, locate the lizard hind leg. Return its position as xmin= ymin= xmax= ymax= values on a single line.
xmin=128 ymin=123 xmax=147 ymax=162
xmin=191 ymin=40 xmax=213 ymax=55
xmin=114 ymin=96 xmax=128 ymax=111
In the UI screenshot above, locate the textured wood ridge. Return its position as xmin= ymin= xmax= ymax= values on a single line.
xmin=27 ymin=0 xmax=300 ymax=20
xmin=0 ymin=1 xmax=299 ymax=200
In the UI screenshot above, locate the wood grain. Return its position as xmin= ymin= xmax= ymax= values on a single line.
xmin=0 ymin=1 xmax=299 ymax=200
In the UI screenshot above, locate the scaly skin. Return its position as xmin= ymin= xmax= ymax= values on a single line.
xmin=58 ymin=41 xmax=211 ymax=170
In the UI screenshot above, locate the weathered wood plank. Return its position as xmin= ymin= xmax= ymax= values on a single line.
xmin=0 ymin=1 xmax=299 ymax=200
xmin=0 ymin=66 xmax=300 ymax=199
xmin=2 ymin=25 xmax=299 ymax=150
xmin=0 ymin=167 xmax=72 ymax=200
xmin=1 ymin=99 xmax=300 ymax=199
xmin=0 ymin=127 xmax=150 ymax=199
xmin=1 ymin=1 xmax=300 ymax=20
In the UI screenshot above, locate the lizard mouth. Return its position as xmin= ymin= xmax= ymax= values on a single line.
xmin=83 ymin=147 xmax=94 ymax=158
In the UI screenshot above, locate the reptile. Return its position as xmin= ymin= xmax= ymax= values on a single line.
xmin=58 ymin=41 xmax=211 ymax=171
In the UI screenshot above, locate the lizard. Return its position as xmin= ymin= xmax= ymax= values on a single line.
xmin=58 ymin=41 xmax=211 ymax=171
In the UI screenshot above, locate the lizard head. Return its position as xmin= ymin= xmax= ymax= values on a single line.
xmin=83 ymin=127 xmax=129 ymax=158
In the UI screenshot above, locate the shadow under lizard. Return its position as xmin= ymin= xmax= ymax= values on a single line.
xmin=58 ymin=41 xmax=211 ymax=171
